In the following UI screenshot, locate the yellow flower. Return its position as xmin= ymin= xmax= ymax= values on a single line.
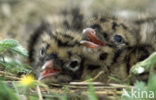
xmin=19 ymin=75 xmax=35 ymax=86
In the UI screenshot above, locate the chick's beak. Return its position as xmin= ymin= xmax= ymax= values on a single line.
xmin=38 ymin=60 xmax=61 ymax=80
xmin=81 ymin=28 xmax=105 ymax=48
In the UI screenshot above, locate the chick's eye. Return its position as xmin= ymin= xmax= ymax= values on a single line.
xmin=65 ymin=58 xmax=81 ymax=72
xmin=40 ymin=47 xmax=45 ymax=56
xmin=114 ymin=35 xmax=123 ymax=43
xmin=70 ymin=61 xmax=78 ymax=68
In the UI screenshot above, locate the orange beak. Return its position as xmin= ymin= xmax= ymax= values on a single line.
xmin=38 ymin=60 xmax=61 ymax=80
xmin=81 ymin=28 xmax=105 ymax=48
xmin=80 ymin=40 xmax=100 ymax=49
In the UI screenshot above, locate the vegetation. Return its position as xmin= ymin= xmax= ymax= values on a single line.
xmin=0 ymin=39 xmax=156 ymax=100
xmin=0 ymin=39 xmax=31 ymax=74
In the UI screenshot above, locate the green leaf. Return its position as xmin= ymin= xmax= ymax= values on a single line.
xmin=0 ymin=39 xmax=18 ymax=48
xmin=130 ymin=52 xmax=156 ymax=75
xmin=148 ymin=74 xmax=156 ymax=93
xmin=10 ymin=44 xmax=28 ymax=58
xmin=29 ymin=96 xmax=39 ymax=100
xmin=0 ymin=82 xmax=18 ymax=100
xmin=0 ymin=39 xmax=28 ymax=58
xmin=88 ymin=82 xmax=98 ymax=100
xmin=0 ymin=39 xmax=30 ymax=75
xmin=108 ymin=76 xmax=121 ymax=83
xmin=12 ymin=82 xmax=20 ymax=95
xmin=134 ymin=81 xmax=147 ymax=91
xmin=0 ymin=39 xmax=18 ymax=52
xmin=0 ymin=57 xmax=31 ymax=74
xmin=0 ymin=60 xmax=11 ymax=68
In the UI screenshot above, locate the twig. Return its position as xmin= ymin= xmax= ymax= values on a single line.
xmin=0 ymin=75 xmax=19 ymax=80
xmin=0 ymin=70 xmax=14 ymax=76
xmin=82 ymin=71 xmax=104 ymax=82
xmin=0 ymin=71 xmax=20 ymax=80
xmin=70 ymin=82 xmax=104 ymax=86
xmin=37 ymin=86 xmax=43 ymax=100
